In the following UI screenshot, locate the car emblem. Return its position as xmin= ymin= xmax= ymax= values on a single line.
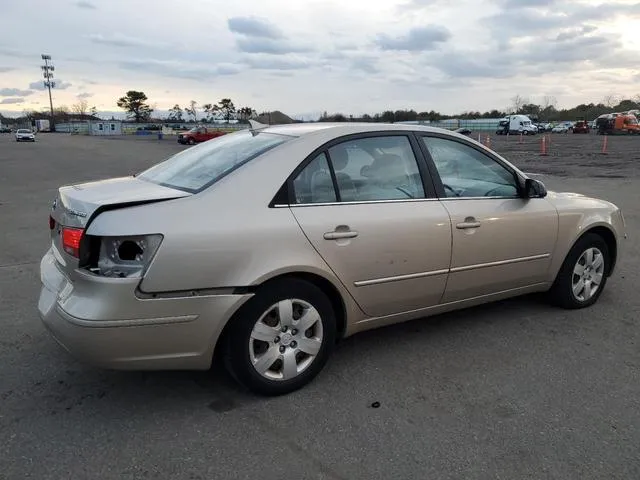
xmin=65 ymin=207 xmax=87 ymax=218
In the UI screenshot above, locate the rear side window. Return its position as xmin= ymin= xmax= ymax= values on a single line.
xmin=138 ymin=130 xmax=292 ymax=193
xmin=292 ymin=135 xmax=425 ymax=204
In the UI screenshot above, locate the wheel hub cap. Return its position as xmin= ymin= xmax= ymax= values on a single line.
xmin=280 ymin=332 xmax=293 ymax=346
xmin=248 ymin=299 xmax=324 ymax=381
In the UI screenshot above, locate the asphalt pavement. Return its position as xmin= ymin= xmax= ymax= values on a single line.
xmin=1 ymin=133 xmax=639 ymax=480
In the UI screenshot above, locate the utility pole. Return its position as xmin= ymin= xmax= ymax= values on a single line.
xmin=41 ymin=54 xmax=56 ymax=131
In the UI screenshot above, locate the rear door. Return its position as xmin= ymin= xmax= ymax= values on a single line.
xmin=418 ymin=134 xmax=558 ymax=303
xmin=289 ymin=133 xmax=452 ymax=318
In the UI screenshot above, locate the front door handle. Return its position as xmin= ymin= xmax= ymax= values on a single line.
xmin=456 ymin=217 xmax=481 ymax=229
xmin=323 ymin=230 xmax=358 ymax=240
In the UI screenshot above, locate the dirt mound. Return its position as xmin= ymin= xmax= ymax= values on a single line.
xmin=255 ymin=110 xmax=294 ymax=125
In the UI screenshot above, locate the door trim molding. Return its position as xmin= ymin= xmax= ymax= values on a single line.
xmin=450 ymin=253 xmax=550 ymax=273
xmin=354 ymin=269 xmax=449 ymax=287
xmin=354 ymin=253 xmax=550 ymax=287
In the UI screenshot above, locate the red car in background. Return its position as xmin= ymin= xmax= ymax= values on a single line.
xmin=573 ymin=120 xmax=590 ymax=134
xmin=178 ymin=126 xmax=226 ymax=145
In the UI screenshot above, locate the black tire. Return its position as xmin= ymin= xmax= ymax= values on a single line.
xmin=188 ymin=137 xmax=196 ymax=145
xmin=548 ymin=233 xmax=610 ymax=309
xmin=223 ymin=278 xmax=336 ymax=396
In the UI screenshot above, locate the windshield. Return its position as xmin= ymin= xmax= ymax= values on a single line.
xmin=17 ymin=129 xmax=31 ymax=133
xmin=137 ymin=129 xmax=292 ymax=193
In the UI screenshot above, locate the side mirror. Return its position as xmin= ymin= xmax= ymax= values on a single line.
xmin=524 ymin=178 xmax=547 ymax=198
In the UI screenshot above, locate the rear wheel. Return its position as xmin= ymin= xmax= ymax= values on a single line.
xmin=223 ymin=278 xmax=336 ymax=396
xmin=548 ymin=233 xmax=609 ymax=309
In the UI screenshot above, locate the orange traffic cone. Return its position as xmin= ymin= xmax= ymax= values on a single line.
xmin=601 ymin=135 xmax=608 ymax=155
xmin=540 ymin=135 xmax=548 ymax=156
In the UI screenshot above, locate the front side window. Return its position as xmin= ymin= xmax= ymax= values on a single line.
xmin=138 ymin=130 xmax=291 ymax=193
xmin=421 ymin=136 xmax=519 ymax=198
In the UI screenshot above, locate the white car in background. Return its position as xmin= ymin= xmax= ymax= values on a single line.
xmin=15 ymin=129 xmax=35 ymax=142
xmin=552 ymin=123 xmax=573 ymax=133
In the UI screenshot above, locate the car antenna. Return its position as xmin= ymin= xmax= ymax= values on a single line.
xmin=248 ymin=119 xmax=269 ymax=136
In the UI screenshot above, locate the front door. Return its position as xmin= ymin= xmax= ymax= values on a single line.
xmin=419 ymin=135 xmax=558 ymax=303
xmin=290 ymin=134 xmax=452 ymax=317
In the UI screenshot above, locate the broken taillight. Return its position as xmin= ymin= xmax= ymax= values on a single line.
xmin=62 ymin=227 xmax=84 ymax=257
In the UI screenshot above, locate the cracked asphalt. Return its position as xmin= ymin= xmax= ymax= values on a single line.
xmin=1 ymin=132 xmax=639 ymax=480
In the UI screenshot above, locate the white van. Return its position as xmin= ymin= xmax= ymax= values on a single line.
xmin=496 ymin=115 xmax=538 ymax=135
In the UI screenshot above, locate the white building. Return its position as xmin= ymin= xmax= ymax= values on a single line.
xmin=89 ymin=120 xmax=122 ymax=135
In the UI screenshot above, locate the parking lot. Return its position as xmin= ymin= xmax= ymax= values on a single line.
xmin=1 ymin=132 xmax=639 ymax=479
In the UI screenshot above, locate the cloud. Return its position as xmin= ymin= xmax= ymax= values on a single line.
xmin=0 ymin=47 xmax=30 ymax=58
xmin=376 ymin=26 xmax=451 ymax=51
xmin=243 ymin=55 xmax=310 ymax=70
xmin=77 ymin=92 xmax=94 ymax=99
xmin=28 ymin=80 xmax=72 ymax=90
xmin=556 ymin=24 xmax=597 ymax=41
xmin=0 ymin=88 xmax=33 ymax=96
xmin=87 ymin=32 xmax=157 ymax=48
xmin=486 ymin=0 xmax=640 ymax=46
xmin=430 ymin=53 xmax=513 ymax=79
xmin=235 ymin=37 xmax=313 ymax=54
xmin=499 ymin=0 xmax=557 ymax=8
xmin=227 ymin=17 xmax=283 ymax=39
xmin=75 ymin=0 xmax=97 ymax=9
xmin=0 ymin=67 xmax=14 ymax=73
xmin=119 ymin=59 xmax=242 ymax=79
xmin=0 ymin=98 xmax=25 ymax=105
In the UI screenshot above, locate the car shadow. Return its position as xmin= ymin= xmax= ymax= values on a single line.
xmin=29 ymin=292 xmax=559 ymax=417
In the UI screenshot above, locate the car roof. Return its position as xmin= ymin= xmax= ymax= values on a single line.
xmin=258 ymin=122 xmax=461 ymax=138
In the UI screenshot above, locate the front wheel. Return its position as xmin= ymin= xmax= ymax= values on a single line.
xmin=188 ymin=137 xmax=196 ymax=145
xmin=223 ymin=278 xmax=337 ymax=396
xmin=548 ymin=233 xmax=609 ymax=309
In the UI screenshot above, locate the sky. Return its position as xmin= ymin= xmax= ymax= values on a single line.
xmin=1 ymin=0 xmax=639 ymax=120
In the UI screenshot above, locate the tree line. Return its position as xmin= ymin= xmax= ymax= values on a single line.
xmin=319 ymin=94 xmax=640 ymax=123
xmin=4 ymin=90 xmax=639 ymax=126
xmin=117 ymin=90 xmax=255 ymax=123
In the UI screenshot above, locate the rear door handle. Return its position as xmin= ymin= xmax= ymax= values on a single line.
xmin=323 ymin=230 xmax=358 ymax=240
xmin=456 ymin=217 xmax=481 ymax=229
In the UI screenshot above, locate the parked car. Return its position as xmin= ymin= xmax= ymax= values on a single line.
xmin=15 ymin=128 xmax=35 ymax=142
xmin=38 ymin=122 xmax=626 ymax=395
xmin=177 ymin=126 xmax=226 ymax=145
xmin=454 ymin=127 xmax=472 ymax=136
xmin=573 ymin=120 xmax=590 ymax=134
xmin=552 ymin=122 xmax=573 ymax=133
xmin=0 ymin=126 xmax=12 ymax=133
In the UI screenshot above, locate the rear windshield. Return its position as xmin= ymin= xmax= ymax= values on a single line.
xmin=137 ymin=129 xmax=292 ymax=193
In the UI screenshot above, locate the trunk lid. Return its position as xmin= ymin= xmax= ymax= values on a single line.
xmin=49 ymin=176 xmax=190 ymax=271
xmin=51 ymin=176 xmax=190 ymax=228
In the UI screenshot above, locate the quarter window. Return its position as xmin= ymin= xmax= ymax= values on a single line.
xmin=292 ymin=153 xmax=337 ymax=204
xmin=421 ymin=137 xmax=519 ymax=198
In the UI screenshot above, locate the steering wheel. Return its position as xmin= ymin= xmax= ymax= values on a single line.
xmin=395 ymin=186 xmax=414 ymax=199
xmin=443 ymin=184 xmax=459 ymax=197
xmin=484 ymin=186 xmax=505 ymax=197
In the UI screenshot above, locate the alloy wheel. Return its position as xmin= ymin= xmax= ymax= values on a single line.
xmin=571 ymin=247 xmax=605 ymax=302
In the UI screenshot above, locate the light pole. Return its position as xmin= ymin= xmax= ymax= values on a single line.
xmin=41 ymin=54 xmax=56 ymax=131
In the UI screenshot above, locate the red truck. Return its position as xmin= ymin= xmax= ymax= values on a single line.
xmin=177 ymin=126 xmax=226 ymax=145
